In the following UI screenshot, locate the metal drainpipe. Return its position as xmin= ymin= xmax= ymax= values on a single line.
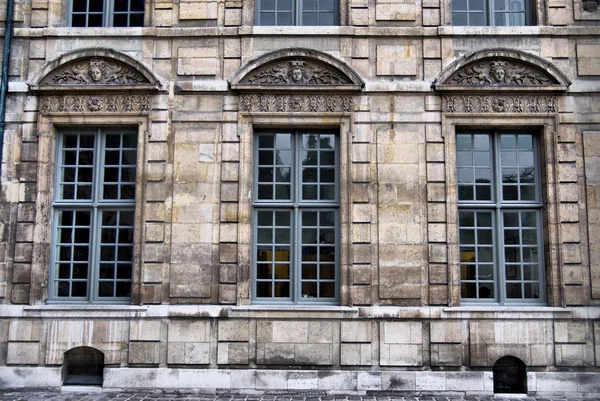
xmin=0 ymin=0 xmax=15 ymax=177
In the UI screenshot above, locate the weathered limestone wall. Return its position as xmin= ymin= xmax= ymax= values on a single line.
xmin=0 ymin=306 xmax=599 ymax=393
xmin=0 ymin=0 xmax=599 ymax=394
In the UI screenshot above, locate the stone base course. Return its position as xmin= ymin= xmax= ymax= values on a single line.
xmin=1 ymin=367 xmax=599 ymax=396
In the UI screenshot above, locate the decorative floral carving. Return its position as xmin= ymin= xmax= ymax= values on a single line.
xmin=448 ymin=59 xmax=554 ymax=86
xmin=442 ymin=95 xmax=557 ymax=113
xmin=39 ymin=94 xmax=151 ymax=113
xmin=239 ymin=94 xmax=353 ymax=112
xmin=244 ymin=59 xmax=350 ymax=85
xmin=44 ymin=57 xmax=148 ymax=85
xmin=87 ymin=96 xmax=104 ymax=111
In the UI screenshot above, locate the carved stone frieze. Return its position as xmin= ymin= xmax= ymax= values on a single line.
xmin=239 ymin=94 xmax=353 ymax=112
xmin=442 ymin=95 xmax=557 ymax=113
xmin=447 ymin=59 xmax=555 ymax=86
xmin=243 ymin=59 xmax=350 ymax=86
xmin=42 ymin=57 xmax=148 ymax=85
xmin=39 ymin=94 xmax=151 ymax=113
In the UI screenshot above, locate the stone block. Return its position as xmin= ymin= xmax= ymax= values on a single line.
xmin=382 ymin=371 xmax=416 ymax=390
xmin=429 ymin=285 xmax=448 ymax=305
xmin=351 ymin=264 xmax=372 ymax=285
xmin=560 ymin=203 xmax=579 ymax=223
xmin=288 ymin=371 xmax=318 ymax=390
xmin=177 ymin=47 xmax=218 ymax=76
xmin=145 ymin=223 xmax=164 ymax=243
xmin=308 ymin=322 xmax=334 ymax=343
xmin=224 ymin=8 xmax=242 ymax=25
xmin=562 ymin=243 xmax=582 ymax=264
xmin=167 ymin=342 xmax=210 ymax=365
xmin=341 ymin=343 xmax=372 ymax=366
xmin=377 ymin=45 xmax=417 ymax=76
xmin=352 ymin=39 xmax=369 ymax=59
xmin=317 ymin=370 xmax=357 ymax=390
xmin=429 ymin=264 xmax=447 ymax=284
xmin=381 ymin=344 xmax=423 ymax=366
xmin=169 ymin=263 xmax=212 ymax=298
xmin=8 ymin=321 xmax=41 ymax=342
xmin=446 ymin=372 xmax=484 ymax=390
xmin=231 ymin=370 xmax=256 ymax=389
xmin=428 ymin=223 xmax=446 ymax=242
xmin=430 ymin=321 xmax=461 ymax=343
xmin=218 ymin=320 xmax=249 ymax=342
xmin=422 ymin=7 xmax=440 ymax=26
xmin=179 ymin=369 xmax=230 ymax=388
xmin=561 ymin=223 xmax=581 ymax=242
xmin=255 ymin=370 xmax=288 ymax=389
xmin=220 ymin=203 xmax=238 ymax=222
xmin=7 ymin=342 xmax=39 ymax=365
xmin=577 ymin=44 xmax=600 ymax=75
xmin=357 ymin=371 xmax=381 ymax=390
xmin=535 ymin=372 xmax=578 ymax=391
xmin=423 ymin=38 xmax=441 ymax=59
xmin=431 ymin=343 xmax=462 ymax=366
xmin=261 ymin=343 xmax=295 ymax=364
xmin=341 ymin=321 xmax=371 ymax=343
xmin=130 ymin=321 xmax=161 ymax=342
xmin=350 ymin=7 xmax=369 ymax=26
xmin=427 ymin=163 xmax=445 ymax=182
xmin=375 ymin=2 xmax=416 ymax=21
xmin=218 ymin=342 xmax=249 ymax=365
xmin=129 ymin=342 xmax=160 ymax=365
xmin=168 ymin=320 xmax=210 ymax=342
xmin=219 ymin=284 xmax=237 ymax=304
xmin=295 ymin=344 xmax=332 ymax=365
xmin=12 ymin=264 xmax=31 ymax=284
xmin=179 ymin=2 xmax=218 ymax=19
xmin=224 ymin=39 xmax=241 ymax=58
xmin=416 ymin=371 xmax=445 ymax=390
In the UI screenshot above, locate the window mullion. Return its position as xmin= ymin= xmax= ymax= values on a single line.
xmin=106 ymin=0 xmax=113 ymax=26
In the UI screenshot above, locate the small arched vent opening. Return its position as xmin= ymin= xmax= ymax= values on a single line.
xmin=493 ymin=355 xmax=527 ymax=394
xmin=62 ymin=346 xmax=104 ymax=386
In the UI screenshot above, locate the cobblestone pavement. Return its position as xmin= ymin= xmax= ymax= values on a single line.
xmin=1 ymin=391 xmax=599 ymax=401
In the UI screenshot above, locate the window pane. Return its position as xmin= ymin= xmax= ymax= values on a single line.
xmin=469 ymin=0 xmax=485 ymax=10
xmin=261 ymin=12 xmax=276 ymax=25
xmin=278 ymin=12 xmax=293 ymax=25
xmin=278 ymin=0 xmax=293 ymax=10
xmin=90 ymin=0 xmax=104 ymax=12
xmin=88 ymin=13 xmax=103 ymax=26
xmin=113 ymin=14 xmax=128 ymax=27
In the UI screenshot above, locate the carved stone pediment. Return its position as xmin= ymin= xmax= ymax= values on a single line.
xmin=29 ymin=49 xmax=164 ymax=96
xmin=242 ymin=59 xmax=350 ymax=86
xmin=40 ymin=57 xmax=149 ymax=86
xmin=434 ymin=49 xmax=570 ymax=93
xmin=446 ymin=59 xmax=556 ymax=87
xmin=231 ymin=48 xmax=364 ymax=93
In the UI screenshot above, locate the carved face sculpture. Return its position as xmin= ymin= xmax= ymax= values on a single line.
xmin=291 ymin=68 xmax=303 ymax=83
xmin=490 ymin=62 xmax=507 ymax=83
xmin=88 ymin=60 xmax=103 ymax=82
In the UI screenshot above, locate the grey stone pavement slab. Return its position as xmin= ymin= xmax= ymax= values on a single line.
xmin=0 ymin=391 xmax=599 ymax=401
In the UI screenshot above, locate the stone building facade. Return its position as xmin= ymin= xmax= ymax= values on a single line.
xmin=0 ymin=0 xmax=599 ymax=395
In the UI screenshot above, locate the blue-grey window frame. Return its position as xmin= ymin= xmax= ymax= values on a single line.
xmin=255 ymin=0 xmax=340 ymax=26
xmin=68 ymin=0 xmax=144 ymax=27
xmin=49 ymin=128 xmax=138 ymax=304
xmin=252 ymin=129 xmax=340 ymax=304
xmin=457 ymin=129 xmax=546 ymax=305
xmin=451 ymin=0 xmax=532 ymax=26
